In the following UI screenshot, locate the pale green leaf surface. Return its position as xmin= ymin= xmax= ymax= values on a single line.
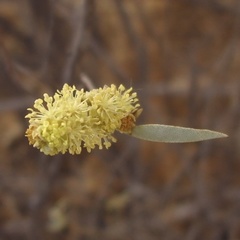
xmin=131 ymin=124 xmax=228 ymax=143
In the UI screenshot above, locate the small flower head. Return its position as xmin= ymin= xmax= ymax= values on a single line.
xmin=25 ymin=84 xmax=141 ymax=155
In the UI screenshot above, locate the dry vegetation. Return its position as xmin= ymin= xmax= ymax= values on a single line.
xmin=0 ymin=0 xmax=239 ymax=239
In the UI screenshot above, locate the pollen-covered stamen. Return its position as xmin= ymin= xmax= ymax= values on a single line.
xmin=25 ymin=84 xmax=141 ymax=155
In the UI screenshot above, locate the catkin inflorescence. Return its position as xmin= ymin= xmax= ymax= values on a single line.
xmin=25 ymin=84 xmax=141 ymax=155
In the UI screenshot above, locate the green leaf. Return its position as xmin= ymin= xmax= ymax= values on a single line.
xmin=131 ymin=124 xmax=228 ymax=143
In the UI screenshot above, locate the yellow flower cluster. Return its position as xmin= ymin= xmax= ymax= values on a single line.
xmin=25 ymin=84 xmax=141 ymax=155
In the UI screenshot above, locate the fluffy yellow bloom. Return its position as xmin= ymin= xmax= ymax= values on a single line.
xmin=25 ymin=84 xmax=141 ymax=155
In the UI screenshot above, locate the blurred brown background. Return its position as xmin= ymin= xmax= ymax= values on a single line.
xmin=0 ymin=0 xmax=239 ymax=239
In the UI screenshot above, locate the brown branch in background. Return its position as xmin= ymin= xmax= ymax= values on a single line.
xmin=61 ymin=0 xmax=87 ymax=84
xmin=0 ymin=97 xmax=34 ymax=112
xmin=80 ymin=73 xmax=95 ymax=90
xmin=28 ymin=155 xmax=65 ymax=240
xmin=113 ymin=0 xmax=149 ymax=83
xmin=89 ymin=37 xmax=130 ymax=83
xmin=187 ymin=55 xmax=201 ymax=127
xmin=28 ymin=0 xmax=55 ymax=69
xmin=38 ymin=0 xmax=55 ymax=81
xmin=0 ymin=16 xmax=35 ymax=52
